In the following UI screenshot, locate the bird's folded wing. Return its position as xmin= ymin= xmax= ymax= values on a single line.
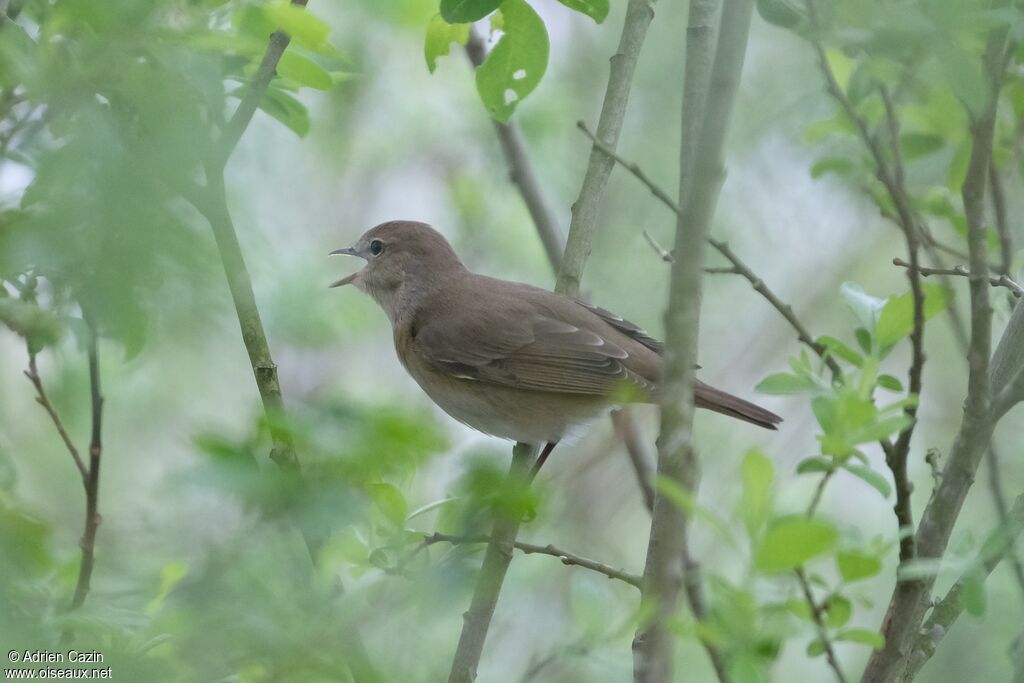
xmin=415 ymin=313 xmax=655 ymax=397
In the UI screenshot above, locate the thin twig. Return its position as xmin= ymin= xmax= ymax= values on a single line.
xmin=796 ymin=568 xmax=849 ymax=683
xmin=425 ymin=532 xmax=642 ymax=589
xmin=24 ymin=354 xmax=88 ymax=481
xmin=69 ymin=317 xmax=103 ymax=611
xmin=892 ymin=257 xmax=1024 ymax=297
xmin=577 ymin=121 xmax=842 ymax=380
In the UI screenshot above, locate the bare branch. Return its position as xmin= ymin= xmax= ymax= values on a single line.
xmin=892 ymin=257 xmax=1023 ymax=297
xmin=25 ymin=353 xmax=88 ymax=481
xmin=69 ymin=318 xmax=103 ymax=612
xmin=555 ymin=0 xmax=656 ymax=296
xmin=636 ymin=2 xmax=754 ymax=682
xmin=902 ymin=493 xmax=1024 ymax=679
xmin=861 ymin=20 xmax=1010 ymax=681
xmin=577 ymin=121 xmax=842 ymax=379
xmin=425 ymin=531 xmax=642 ymax=589
xmin=989 ymin=158 xmax=1012 ymax=275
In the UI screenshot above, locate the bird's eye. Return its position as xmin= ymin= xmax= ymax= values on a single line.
xmin=369 ymin=240 xmax=384 ymax=256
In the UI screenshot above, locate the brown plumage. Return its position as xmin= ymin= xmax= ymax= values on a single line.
xmin=331 ymin=221 xmax=780 ymax=457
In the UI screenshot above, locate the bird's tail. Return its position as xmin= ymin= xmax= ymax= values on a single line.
xmin=694 ymin=381 xmax=782 ymax=430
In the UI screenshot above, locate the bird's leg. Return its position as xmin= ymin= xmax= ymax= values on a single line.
xmin=527 ymin=441 xmax=558 ymax=482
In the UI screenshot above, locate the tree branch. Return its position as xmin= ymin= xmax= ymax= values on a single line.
xmin=577 ymin=121 xmax=842 ymax=379
xmin=901 ymin=493 xmax=1024 ymax=680
xmin=69 ymin=317 xmax=103 ymax=612
xmin=635 ymin=2 xmax=754 ymax=683
xmin=425 ymin=531 xmax=642 ymax=589
xmin=555 ymin=0 xmax=656 ymax=296
xmin=892 ymin=257 xmax=1023 ymax=298
xmin=447 ymin=442 xmax=536 ymax=683
xmin=24 ymin=353 xmax=88 ymax=481
xmin=860 ymin=22 xmax=1010 ymax=682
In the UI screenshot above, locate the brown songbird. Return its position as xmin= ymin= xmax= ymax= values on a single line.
xmin=330 ymin=220 xmax=780 ymax=475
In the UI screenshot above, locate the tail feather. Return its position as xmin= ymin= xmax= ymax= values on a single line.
xmin=695 ymin=381 xmax=782 ymax=430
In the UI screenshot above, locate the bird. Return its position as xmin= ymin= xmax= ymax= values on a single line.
xmin=330 ymin=220 xmax=781 ymax=478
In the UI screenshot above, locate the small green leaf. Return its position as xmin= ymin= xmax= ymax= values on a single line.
xmin=961 ymin=572 xmax=986 ymax=616
xmin=475 ymin=0 xmax=549 ymax=122
xmin=806 ymin=639 xmax=826 ymax=657
xmin=855 ymin=327 xmax=872 ymax=354
xmin=367 ymin=482 xmax=408 ymax=528
xmin=826 ymin=594 xmax=852 ymax=628
xmin=837 ymin=551 xmax=882 ymax=582
xmin=755 ymin=517 xmax=838 ymax=573
xmin=811 ymin=157 xmax=858 ymax=179
xmin=258 ymin=87 xmax=310 ymax=137
xmin=841 ymin=464 xmax=892 ymax=498
xmin=900 ymin=133 xmax=944 ymax=159
xmin=877 ymin=374 xmax=904 ymax=392
xmin=441 ymin=0 xmax=504 ymax=22
xmin=555 ymin=0 xmax=609 ymax=23
xmin=818 ymin=336 xmax=864 ymax=367
xmin=786 ymin=598 xmax=813 ymax=621
xmin=264 ymin=3 xmax=333 ymax=53
xmin=656 ymin=477 xmax=734 ymax=543
xmin=756 ymin=372 xmax=817 ymax=395
xmin=756 ymin=0 xmax=806 ymax=28
xmin=424 ymin=14 xmax=470 ymax=73
xmin=277 ymin=51 xmax=333 ymax=90
xmin=836 ymin=628 xmax=885 ymax=649
xmin=840 ymin=282 xmax=885 ymax=333
xmin=741 ymin=450 xmax=775 ymax=537
xmin=145 ymin=562 xmax=188 ymax=615
xmin=796 ymin=456 xmax=833 ymax=474
xmin=876 ymin=283 xmax=953 ymax=347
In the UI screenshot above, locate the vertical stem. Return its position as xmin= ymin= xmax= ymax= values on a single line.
xmin=447 ymin=443 xmax=536 ymax=683
xmin=70 ymin=318 xmax=103 ymax=611
xmin=635 ymin=1 xmax=754 ymax=682
xmin=555 ymin=0 xmax=656 ymax=296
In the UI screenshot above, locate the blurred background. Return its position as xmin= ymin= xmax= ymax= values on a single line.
xmin=1 ymin=0 xmax=1022 ymax=681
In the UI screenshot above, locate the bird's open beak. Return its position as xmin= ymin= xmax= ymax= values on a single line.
xmin=329 ymin=246 xmax=363 ymax=288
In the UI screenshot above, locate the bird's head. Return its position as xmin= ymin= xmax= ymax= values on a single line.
xmin=330 ymin=220 xmax=465 ymax=319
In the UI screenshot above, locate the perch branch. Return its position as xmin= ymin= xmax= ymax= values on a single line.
xmin=892 ymin=257 xmax=1023 ymax=297
xmin=577 ymin=121 xmax=842 ymax=379
xmin=25 ymin=354 xmax=88 ymax=481
xmin=797 ymin=568 xmax=849 ymax=683
xmin=426 ymin=532 xmax=642 ymax=589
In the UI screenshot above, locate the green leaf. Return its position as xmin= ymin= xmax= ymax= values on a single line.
xmin=796 ymin=456 xmax=834 ymax=474
xmin=840 ymin=282 xmax=885 ymax=334
xmin=264 ymin=3 xmax=333 ymax=53
xmin=145 ymin=562 xmax=188 ymax=615
xmin=741 ymin=450 xmax=775 ymax=536
xmin=811 ymin=157 xmax=858 ymax=179
xmin=818 ymin=335 xmax=864 ymax=367
xmin=277 ymin=51 xmax=333 ymax=90
xmin=807 ymin=639 xmax=825 ymax=657
xmin=755 ymin=517 xmax=838 ymax=573
xmin=837 ymin=551 xmax=882 ymax=582
xmin=961 ymin=572 xmax=986 ymax=616
xmin=441 ymin=0 xmax=504 ymax=22
xmin=756 ymin=0 xmax=805 ymax=28
xmin=367 ymin=482 xmax=408 ymax=528
xmin=656 ymin=477 xmax=734 ymax=543
xmin=424 ymin=14 xmax=471 ymax=73
xmin=900 ymin=133 xmax=945 ymax=159
xmin=785 ymin=598 xmax=813 ymax=621
xmin=877 ymin=374 xmax=904 ymax=392
xmin=556 ymin=0 xmax=609 ymax=22
xmin=841 ymin=463 xmax=892 ymax=498
xmin=258 ymin=87 xmax=310 ymax=137
xmin=826 ymin=594 xmax=852 ymax=628
xmin=936 ymin=42 xmax=989 ymax=117
xmin=475 ymin=0 xmax=549 ymax=122
xmin=836 ymin=628 xmax=885 ymax=649
xmin=855 ymin=327 xmax=872 ymax=354
xmin=876 ymin=283 xmax=953 ymax=347
xmin=756 ymin=372 xmax=817 ymax=395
